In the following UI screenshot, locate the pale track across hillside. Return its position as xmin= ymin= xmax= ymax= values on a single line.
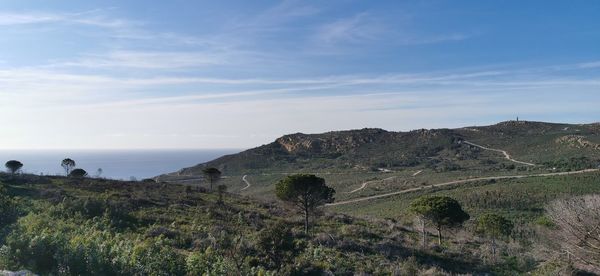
xmin=463 ymin=141 xmax=536 ymax=166
xmin=326 ymin=169 xmax=599 ymax=207
xmin=346 ymin=170 xmax=424 ymax=194
xmin=241 ymin=142 xmax=540 ymax=196
xmin=346 ymin=176 xmax=396 ymax=194
xmin=241 ymin=175 xmax=251 ymax=190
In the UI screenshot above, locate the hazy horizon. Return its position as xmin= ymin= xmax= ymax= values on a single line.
xmin=1 ymin=119 xmax=599 ymax=150
xmin=0 ymin=148 xmax=239 ymax=179
xmin=1 ymin=1 xmax=599 ymax=149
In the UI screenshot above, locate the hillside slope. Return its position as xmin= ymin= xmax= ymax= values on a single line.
xmin=159 ymin=121 xmax=600 ymax=184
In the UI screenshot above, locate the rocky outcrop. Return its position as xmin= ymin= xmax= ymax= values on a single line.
xmin=556 ymin=135 xmax=600 ymax=150
xmin=275 ymin=128 xmax=389 ymax=155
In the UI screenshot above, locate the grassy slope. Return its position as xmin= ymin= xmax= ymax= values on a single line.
xmin=330 ymin=171 xmax=600 ymax=222
xmin=3 ymin=164 xmax=600 ymax=273
xmin=0 ymin=173 xmax=503 ymax=275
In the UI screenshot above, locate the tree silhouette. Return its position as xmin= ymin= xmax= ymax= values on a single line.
xmin=69 ymin=168 xmax=88 ymax=178
xmin=202 ymin=167 xmax=222 ymax=192
xmin=410 ymin=196 xmax=470 ymax=245
xmin=275 ymin=174 xmax=335 ymax=233
xmin=5 ymin=160 xmax=23 ymax=174
xmin=61 ymin=158 xmax=76 ymax=175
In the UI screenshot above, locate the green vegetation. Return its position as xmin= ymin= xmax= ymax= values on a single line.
xmin=410 ymin=196 xmax=470 ymax=245
xmin=69 ymin=168 xmax=88 ymax=178
xmin=275 ymin=174 xmax=335 ymax=233
xmin=161 ymin=121 xmax=600 ymax=180
xmin=475 ymin=214 xmax=513 ymax=258
xmin=0 ymin=171 xmax=497 ymax=275
xmin=2 ymin=121 xmax=600 ymax=274
xmin=3 ymin=168 xmax=599 ymax=274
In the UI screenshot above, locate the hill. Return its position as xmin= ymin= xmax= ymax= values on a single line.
xmin=3 ymin=121 xmax=600 ymax=274
xmin=157 ymin=121 xmax=600 ymax=200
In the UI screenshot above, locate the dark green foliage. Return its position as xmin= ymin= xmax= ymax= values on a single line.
xmin=275 ymin=174 xmax=335 ymax=233
xmin=186 ymin=247 xmax=234 ymax=275
xmin=217 ymin=184 xmax=227 ymax=203
xmin=4 ymin=160 xmax=23 ymax=174
xmin=410 ymin=196 xmax=470 ymax=245
xmin=476 ymin=213 xmax=513 ymax=258
xmin=256 ymin=221 xmax=296 ymax=270
xmin=61 ymin=158 xmax=76 ymax=175
xmin=0 ymin=186 xmax=18 ymax=230
xmin=543 ymin=156 xmax=599 ymax=171
xmin=69 ymin=168 xmax=88 ymax=178
xmin=202 ymin=167 xmax=221 ymax=191
xmin=0 ymin=211 xmax=185 ymax=275
xmin=476 ymin=213 xmax=513 ymax=239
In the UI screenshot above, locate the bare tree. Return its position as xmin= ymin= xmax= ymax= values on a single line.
xmin=546 ymin=194 xmax=600 ymax=272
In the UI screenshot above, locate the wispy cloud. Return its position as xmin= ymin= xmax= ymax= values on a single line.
xmin=54 ymin=50 xmax=228 ymax=69
xmin=0 ymin=10 xmax=136 ymax=28
xmin=578 ymin=61 xmax=600 ymax=69
xmin=310 ymin=11 xmax=471 ymax=55
xmin=315 ymin=13 xmax=384 ymax=44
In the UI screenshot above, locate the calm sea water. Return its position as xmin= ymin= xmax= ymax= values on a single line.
xmin=0 ymin=149 xmax=240 ymax=180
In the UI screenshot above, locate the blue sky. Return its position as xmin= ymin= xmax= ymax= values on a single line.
xmin=0 ymin=0 xmax=599 ymax=149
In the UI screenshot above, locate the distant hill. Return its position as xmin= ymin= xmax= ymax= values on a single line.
xmin=158 ymin=121 xmax=600 ymax=182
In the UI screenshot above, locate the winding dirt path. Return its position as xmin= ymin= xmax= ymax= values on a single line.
xmin=463 ymin=141 xmax=536 ymax=166
xmin=326 ymin=169 xmax=599 ymax=207
xmin=241 ymin=175 xmax=251 ymax=191
xmin=346 ymin=176 xmax=396 ymax=194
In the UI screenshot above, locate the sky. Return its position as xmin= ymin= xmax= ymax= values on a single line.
xmin=0 ymin=0 xmax=599 ymax=149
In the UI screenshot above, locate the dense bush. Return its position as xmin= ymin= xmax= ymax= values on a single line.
xmin=0 ymin=204 xmax=185 ymax=275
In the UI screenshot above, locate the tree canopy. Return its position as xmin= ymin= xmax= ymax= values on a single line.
xmin=5 ymin=160 xmax=23 ymax=174
xmin=476 ymin=213 xmax=513 ymax=239
xmin=476 ymin=213 xmax=513 ymax=258
xmin=61 ymin=158 xmax=76 ymax=175
xmin=410 ymin=196 xmax=470 ymax=245
xmin=202 ymin=167 xmax=222 ymax=191
xmin=69 ymin=168 xmax=88 ymax=178
xmin=275 ymin=174 xmax=335 ymax=233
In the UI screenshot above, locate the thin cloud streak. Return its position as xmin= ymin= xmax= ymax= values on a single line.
xmin=0 ymin=10 xmax=136 ymax=28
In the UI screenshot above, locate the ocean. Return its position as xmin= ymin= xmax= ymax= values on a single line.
xmin=0 ymin=149 xmax=241 ymax=180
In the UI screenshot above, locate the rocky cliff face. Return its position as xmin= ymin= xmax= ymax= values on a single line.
xmin=275 ymin=128 xmax=389 ymax=155
xmin=556 ymin=135 xmax=600 ymax=150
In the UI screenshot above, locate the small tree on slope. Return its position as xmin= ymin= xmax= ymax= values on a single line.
xmin=476 ymin=213 xmax=513 ymax=260
xmin=5 ymin=160 xmax=23 ymax=174
xmin=275 ymin=174 xmax=335 ymax=234
xmin=61 ymin=158 xmax=76 ymax=175
xmin=410 ymin=196 xmax=470 ymax=246
xmin=202 ymin=167 xmax=222 ymax=192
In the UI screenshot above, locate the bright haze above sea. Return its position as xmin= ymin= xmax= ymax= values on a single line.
xmin=0 ymin=149 xmax=240 ymax=180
